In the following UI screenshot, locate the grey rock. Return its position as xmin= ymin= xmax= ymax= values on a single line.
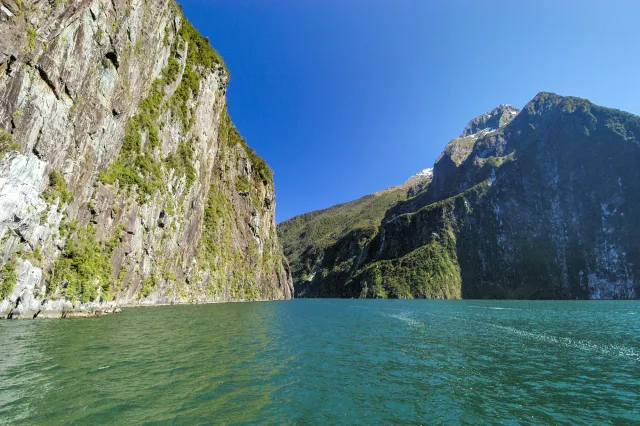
xmin=281 ymin=93 xmax=640 ymax=301
xmin=0 ymin=0 xmax=293 ymax=319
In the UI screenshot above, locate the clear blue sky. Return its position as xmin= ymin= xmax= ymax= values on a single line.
xmin=179 ymin=0 xmax=640 ymax=222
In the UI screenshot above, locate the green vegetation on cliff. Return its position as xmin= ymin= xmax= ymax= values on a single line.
xmin=0 ymin=128 xmax=21 ymax=156
xmin=164 ymin=138 xmax=197 ymax=188
xmin=353 ymin=231 xmax=460 ymax=299
xmin=282 ymin=93 xmax=640 ymax=300
xmin=219 ymin=108 xmax=273 ymax=182
xmin=52 ymin=224 xmax=122 ymax=303
xmin=99 ymin=5 xmax=227 ymax=201
xmin=0 ymin=260 xmax=17 ymax=300
xmin=196 ymin=113 xmax=276 ymax=301
xmin=98 ymin=74 xmax=176 ymax=200
xmin=278 ymin=177 xmax=431 ymax=297
xmin=43 ymin=170 xmax=74 ymax=206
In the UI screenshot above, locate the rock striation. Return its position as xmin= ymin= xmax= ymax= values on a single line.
xmin=0 ymin=0 xmax=293 ymax=319
xmin=279 ymin=93 xmax=640 ymax=300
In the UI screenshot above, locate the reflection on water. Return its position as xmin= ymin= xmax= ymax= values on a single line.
xmin=0 ymin=300 xmax=638 ymax=424
xmin=0 ymin=321 xmax=44 ymax=423
xmin=0 ymin=303 xmax=295 ymax=424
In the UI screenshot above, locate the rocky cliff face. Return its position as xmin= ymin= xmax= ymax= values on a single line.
xmin=279 ymin=93 xmax=640 ymax=300
xmin=0 ymin=0 xmax=293 ymax=319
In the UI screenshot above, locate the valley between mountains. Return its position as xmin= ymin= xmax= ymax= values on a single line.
xmin=0 ymin=1 xmax=638 ymax=322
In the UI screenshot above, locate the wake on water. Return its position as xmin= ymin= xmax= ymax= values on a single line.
xmin=389 ymin=312 xmax=421 ymax=327
xmin=387 ymin=310 xmax=640 ymax=363
xmin=469 ymin=306 xmax=525 ymax=311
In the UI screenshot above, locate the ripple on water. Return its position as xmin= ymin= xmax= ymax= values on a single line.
xmin=0 ymin=300 xmax=638 ymax=424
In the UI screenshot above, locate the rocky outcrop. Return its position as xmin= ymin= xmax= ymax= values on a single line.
xmin=280 ymin=93 xmax=640 ymax=300
xmin=0 ymin=0 xmax=292 ymax=319
xmin=460 ymin=104 xmax=519 ymax=137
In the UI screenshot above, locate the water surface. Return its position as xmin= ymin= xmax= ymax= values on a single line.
xmin=0 ymin=300 xmax=638 ymax=424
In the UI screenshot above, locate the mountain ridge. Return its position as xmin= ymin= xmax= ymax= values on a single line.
xmin=278 ymin=92 xmax=640 ymax=300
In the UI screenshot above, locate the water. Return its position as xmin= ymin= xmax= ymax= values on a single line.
xmin=0 ymin=300 xmax=638 ymax=424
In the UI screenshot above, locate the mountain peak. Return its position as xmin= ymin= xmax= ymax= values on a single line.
xmin=522 ymin=92 xmax=593 ymax=116
xmin=461 ymin=104 xmax=520 ymax=137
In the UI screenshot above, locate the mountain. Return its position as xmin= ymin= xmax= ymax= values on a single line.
xmin=278 ymin=93 xmax=640 ymax=300
xmin=0 ymin=0 xmax=292 ymax=319
xmin=278 ymin=173 xmax=432 ymax=298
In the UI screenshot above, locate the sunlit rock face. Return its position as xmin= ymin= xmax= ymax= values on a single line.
xmin=280 ymin=93 xmax=640 ymax=300
xmin=0 ymin=0 xmax=292 ymax=319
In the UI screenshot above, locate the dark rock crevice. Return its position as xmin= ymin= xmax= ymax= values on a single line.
xmin=104 ymin=51 xmax=119 ymax=70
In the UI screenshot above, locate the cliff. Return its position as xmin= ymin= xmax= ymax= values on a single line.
xmin=0 ymin=0 xmax=293 ymax=319
xmin=279 ymin=93 xmax=640 ymax=300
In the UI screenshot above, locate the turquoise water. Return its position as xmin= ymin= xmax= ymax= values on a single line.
xmin=0 ymin=300 xmax=638 ymax=424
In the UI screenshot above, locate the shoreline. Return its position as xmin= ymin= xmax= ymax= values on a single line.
xmin=0 ymin=297 xmax=294 ymax=320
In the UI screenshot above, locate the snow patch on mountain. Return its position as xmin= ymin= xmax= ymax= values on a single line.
xmin=413 ymin=168 xmax=433 ymax=179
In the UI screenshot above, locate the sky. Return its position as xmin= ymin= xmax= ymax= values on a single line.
xmin=179 ymin=0 xmax=640 ymax=223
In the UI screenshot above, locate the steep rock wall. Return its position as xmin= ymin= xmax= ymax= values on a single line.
xmin=353 ymin=94 xmax=640 ymax=299
xmin=282 ymin=93 xmax=640 ymax=300
xmin=0 ymin=0 xmax=293 ymax=319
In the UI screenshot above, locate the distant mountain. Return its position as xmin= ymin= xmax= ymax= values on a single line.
xmin=278 ymin=173 xmax=432 ymax=298
xmin=278 ymin=93 xmax=640 ymax=300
